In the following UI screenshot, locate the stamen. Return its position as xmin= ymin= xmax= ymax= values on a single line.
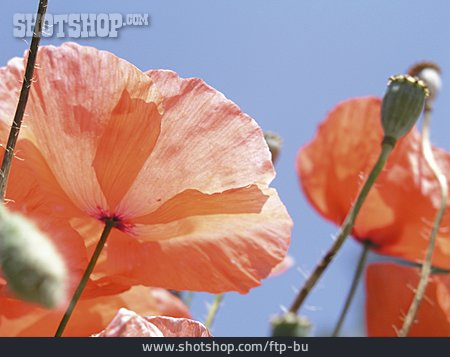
xmin=95 ymin=208 xmax=135 ymax=233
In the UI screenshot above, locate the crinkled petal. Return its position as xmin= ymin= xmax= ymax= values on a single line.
xmin=144 ymin=316 xmax=212 ymax=337
xmin=93 ymin=308 xmax=163 ymax=337
xmin=118 ymin=70 xmax=274 ymax=217
xmin=93 ymin=308 xmax=211 ymax=337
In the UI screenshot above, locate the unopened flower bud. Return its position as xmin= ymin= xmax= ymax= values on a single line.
xmin=264 ymin=131 xmax=283 ymax=164
xmin=408 ymin=62 xmax=441 ymax=102
xmin=271 ymin=312 xmax=312 ymax=337
xmin=0 ymin=207 xmax=67 ymax=308
xmin=381 ymin=74 xmax=429 ymax=144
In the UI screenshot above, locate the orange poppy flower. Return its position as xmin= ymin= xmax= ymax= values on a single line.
xmin=0 ymin=42 xmax=291 ymax=298
xmin=0 ymin=286 xmax=191 ymax=337
xmin=93 ymin=308 xmax=211 ymax=337
xmin=366 ymin=263 xmax=450 ymax=336
xmin=297 ymin=97 xmax=450 ymax=268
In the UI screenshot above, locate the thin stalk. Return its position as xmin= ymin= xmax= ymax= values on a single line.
xmin=0 ymin=0 xmax=48 ymax=200
xmin=55 ymin=220 xmax=114 ymax=337
xmin=398 ymin=104 xmax=448 ymax=337
xmin=204 ymin=293 xmax=224 ymax=329
xmin=289 ymin=140 xmax=394 ymax=314
xmin=332 ymin=240 xmax=371 ymax=337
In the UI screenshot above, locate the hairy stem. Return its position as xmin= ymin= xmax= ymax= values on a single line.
xmin=289 ymin=140 xmax=394 ymax=314
xmin=204 ymin=293 xmax=224 ymax=329
xmin=55 ymin=220 xmax=114 ymax=337
xmin=398 ymin=104 xmax=448 ymax=337
xmin=0 ymin=0 xmax=48 ymax=201
xmin=332 ymin=240 xmax=371 ymax=337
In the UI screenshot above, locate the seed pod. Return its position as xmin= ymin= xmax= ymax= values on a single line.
xmin=381 ymin=74 xmax=429 ymax=143
xmin=0 ymin=207 xmax=67 ymax=308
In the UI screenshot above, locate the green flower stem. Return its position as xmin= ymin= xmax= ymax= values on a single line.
xmin=204 ymin=293 xmax=224 ymax=329
xmin=289 ymin=140 xmax=394 ymax=314
xmin=398 ymin=105 xmax=448 ymax=337
xmin=0 ymin=0 xmax=48 ymax=201
xmin=55 ymin=220 xmax=114 ymax=337
xmin=332 ymin=240 xmax=371 ymax=337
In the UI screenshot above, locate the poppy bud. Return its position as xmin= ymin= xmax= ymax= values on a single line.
xmin=381 ymin=74 xmax=429 ymax=144
xmin=264 ymin=131 xmax=283 ymax=164
xmin=271 ymin=312 xmax=311 ymax=337
xmin=0 ymin=207 xmax=67 ymax=308
xmin=408 ymin=62 xmax=441 ymax=103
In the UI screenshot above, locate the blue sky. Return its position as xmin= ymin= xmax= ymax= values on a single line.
xmin=1 ymin=0 xmax=450 ymax=336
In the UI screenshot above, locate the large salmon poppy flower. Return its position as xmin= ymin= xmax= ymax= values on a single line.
xmin=0 ymin=42 xmax=292 ymax=299
xmin=297 ymin=97 xmax=450 ymax=268
xmin=0 ymin=285 xmax=191 ymax=337
xmin=366 ymin=263 xmax=450 ymax=336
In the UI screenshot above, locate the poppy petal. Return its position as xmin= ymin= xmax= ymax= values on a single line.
xmin=93 ymin=308 xmax=211 ymax=337
xmin=366 ymin=263 xmax=450 ymax=336
xmin=298 ymin=97 xmax=384 ymax=224
xmin=118 ymin=70 xmax=274 ymax=218
xmin=4 ymin=139 xmax=82 ymax=218
xmin=144 ymin=316 xmax=212 ymax=337
xmin=133 ymin=184 xmax=269 ymax=226
xmin=3 ymin=43 xmax=161 ymax=215
xmin=93 ymin=308 xmax=163 ymax=337
xmin=147 ymin=289 xmax=192 ymax=319
xmin=0 ymin=57 xmax=23 ymax=132
xmin=92 ymin=91 xmax=162 ymax=212
xmin=98 ymin=189 xmax=291 ymax=293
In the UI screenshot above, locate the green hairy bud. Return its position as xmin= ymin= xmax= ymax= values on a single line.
xmin=271 ymin=312 xmax=312 ymax=337
xmin=0 ymin=207 xmax=67 ymax=308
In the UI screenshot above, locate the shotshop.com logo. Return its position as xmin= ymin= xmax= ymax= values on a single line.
xmin=13 ymin=13 xmax=150 ymax=38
